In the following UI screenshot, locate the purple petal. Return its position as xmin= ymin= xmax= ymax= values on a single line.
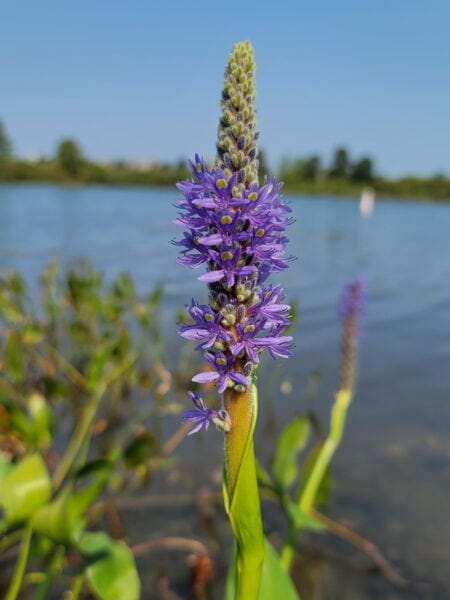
xmin=230 ymin=372 xmax=248 ymax=386
xmin=192 ymin=371 xmax=220 ymax=383
xmin=198 ymin=270 xmax=225 ymax=282
xmin=187 ymin=421 xmax=206 ymax=435
xmin=230 ymin=342 xmax=245 ymax=356
xmin=198 ymin=234 xmax=223 ymax=246
xmin=179 ymin=327 xmax=210 ymax=340
xmin=193 ymin=197 xmax=217 ymax=208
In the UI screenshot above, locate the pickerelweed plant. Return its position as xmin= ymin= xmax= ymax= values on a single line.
xmin=174 ymin=42 xmax=298 ymax=600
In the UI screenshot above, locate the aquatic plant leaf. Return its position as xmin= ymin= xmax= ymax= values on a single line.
xmin=13 ymin=393 xmax=52 ymax=449
xmin=113 ymin=271 xmax=135 ymax=300
xmin=33 ymin=459 xmax=114 ymax=544
xmin=301 ymin=444 xmax=331 ymax=507
xmin=22 ymin=324 xmax=45 ymax=345
xmin=4 ymin=330 xmax=25 ymax=383
xmin=0 ymin=294 xmax=23 ymax=323
xmin=71 ymin=460 xmax=114 ymax=517
xmin=124 ymin=432 xmax=157 ymax=468
xmin=222 ymin=384 xmax=265 ymax=598
xmin=8 ymin=393 xmax=52 ymax=450
xmin=0 ymin=453 xmax=51 ymax=524
xmin=273 ymin=415 xmax=310 ymax=489
xmin=225 ymin=538 xmax=300 ymax=600
xmin=286 ymin=501 xmax=326 ymax=532
xmin=79 ymin=532 xmax=140 ymax=600
xmin=28 ymin=393 xmax=52 ymax=447
xmin=0 ymin=453 xmax=13 ymax=486
xmin=31 ymin=487 xmax=83 ymax=544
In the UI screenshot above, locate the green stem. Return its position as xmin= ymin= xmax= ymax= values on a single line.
xmin=70 ymin=575 xmax=84 ymax=600
xmin=52 ymin=384 xmax=106 ymax=490
xmin=224 ymin=383 xmax=265 ymax=600
xmin=224 ymin=385 xmax=254 ymax=494
xmin=32 ymin=546 xmax=64 ymax=600
xmin=52 ymin=351 xmax=137 ymax=490
xmin=5 ymin=524 xmax=32 ymax=600
xmin=0 ymin=529 xmax=22 ymax=553
xmin=281 ymin=388 xmax=353 ymax=571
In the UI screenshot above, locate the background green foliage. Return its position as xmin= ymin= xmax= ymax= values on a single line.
xmin=0 ymin=116 xmax=448 ymax=200
xmin=0 ymin=261 xmax=179 ymax=599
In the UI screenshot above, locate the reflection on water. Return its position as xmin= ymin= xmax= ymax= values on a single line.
xmin=1 ymin=184 xmax=449 ymax=598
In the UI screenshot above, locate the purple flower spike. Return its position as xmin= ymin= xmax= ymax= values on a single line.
xmin=175 ymin=42 xmax=293 ymax=401
xmin=182 ymin=392 xmax=230 ymax=435
xmin=338 ymin=280 xmax=366 ymax=393
xmin=338 ymin=280 xmax=366 ymax=320
xmin=174 ymin=162 xmax=294 ymax=393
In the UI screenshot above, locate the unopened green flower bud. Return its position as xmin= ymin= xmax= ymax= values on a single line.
xmin=216 ymin=41 xmax=259 ymax=190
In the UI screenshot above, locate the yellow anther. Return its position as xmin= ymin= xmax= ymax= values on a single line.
xmin=216 ymin=178 xmax=228 ymax=189
xmin=221 ymin=215 xmax=233 ymax=225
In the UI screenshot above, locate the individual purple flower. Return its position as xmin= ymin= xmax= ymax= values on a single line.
xmin=182 ymin=392 xmax=231 ymax=435
xmin=178 ymin=300 xmax=232 ymax=350
xmin=192 ymin=351 xmax=249 ymax=394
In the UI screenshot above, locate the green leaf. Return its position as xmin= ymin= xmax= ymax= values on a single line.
xmin=273 ymin=416 xmax=309 ymax=489
xmin=255 ymin=461 xmax=273 ymax=489
xmin=9 ymin=394 xmax=52 ymax=450
xmin=301 ymin=444 xmax=331 ymax=507
xmin=4 ymin=331 xmax=25 ymax=383
xmin=28 ymin=394 xmax=52 ymax=448
xmin=113 ymin=272 xmax=135 ymax=300
xmin=22 ymin=324 xmax=44 ymax=345
xmin=225 ymin=538 xmax=300 ymax=600
xmin=79 ymin=532 xmax=140 ymax=600
xmin=0 ymin=453 xmax=13 ymax=486
xmin=286 ymin=501 xmax=326 ymax=532
xmin=124 ymin=432 xmax=157 ymax=468
xmin=0 ymin=454 xmax=51 ymax=524
xmin=71 ymin=460 xmax=113 ymax=517
xmin=0 ymin=295 xmax=23 ymax=323
xmin=32 ymin=458 xmax=114 ymax=545
xmin=31 ymin=487 xmax=83 ymax=545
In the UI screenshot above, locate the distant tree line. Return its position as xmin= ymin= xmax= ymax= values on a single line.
xmin=279 ymin=146 xmax=374 ymax=186
xmin=0 ymin=119 xmax=449 ymax=201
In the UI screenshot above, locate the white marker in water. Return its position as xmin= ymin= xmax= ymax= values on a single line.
xmin=360 ymin=187 xmax=375 ymax=218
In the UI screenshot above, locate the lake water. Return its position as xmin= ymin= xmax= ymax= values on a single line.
xmin=1 ymin=184 xmax=449 ymax=599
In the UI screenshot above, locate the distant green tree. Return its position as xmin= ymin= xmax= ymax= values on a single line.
xmin=329 ymin=146 xmax=350 ymax=178
xmin=0 ymin=120 xmax=13 ymax=161
xmin=56 ymin=138 xmax=83 ymax=177
xmin=301 ymin=155 xmax=321 ymax=180
xmin=258 ymin=148 xmax=270 ymax=181
xmin=351 ymin=157 xmax=374 ymax=182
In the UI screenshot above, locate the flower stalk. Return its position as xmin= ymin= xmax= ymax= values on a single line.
xmin=175 ymin=41 xmax=293 ymax=599
xmin=281 ymin=281 xmax=365 ymax=572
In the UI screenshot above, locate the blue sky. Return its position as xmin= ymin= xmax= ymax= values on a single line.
xmin=2 ymin=1 xmax=449 ymax=176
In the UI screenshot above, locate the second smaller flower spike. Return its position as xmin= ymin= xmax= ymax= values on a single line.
xmin=338 ymin=280 xmax=366 ymax=321
xmin=338 ymin=280 xmax=366 ymax=394
xmin=182 ymin=392 xmax=231 ymax=435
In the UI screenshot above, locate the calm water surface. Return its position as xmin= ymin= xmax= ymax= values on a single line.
xmin=1 ymin=184 xmax=449 ymax=599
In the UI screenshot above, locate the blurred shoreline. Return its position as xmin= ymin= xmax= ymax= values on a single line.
xmin=0 ymin=158 xmax=449 ymax=202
